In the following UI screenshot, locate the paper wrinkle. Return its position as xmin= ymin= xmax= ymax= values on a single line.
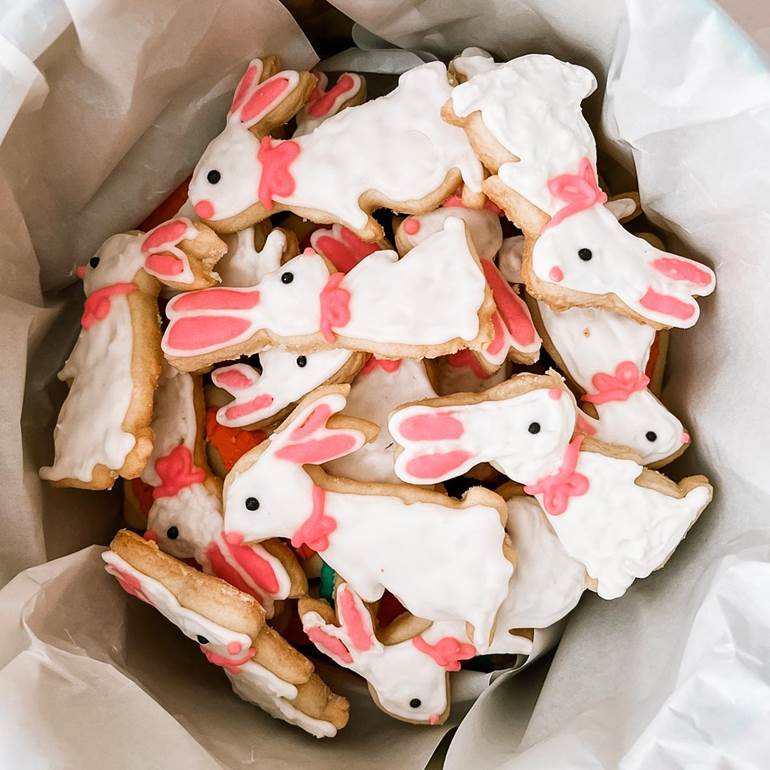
xmin=2 ymin=0 xmax=769 ymax=765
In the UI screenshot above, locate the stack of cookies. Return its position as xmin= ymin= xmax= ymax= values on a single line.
xmin=40 ymin=48 xmax=715 ymax=736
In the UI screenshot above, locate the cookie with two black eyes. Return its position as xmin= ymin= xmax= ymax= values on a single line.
xmin=103 ymin=530 xmax=349 ymax=738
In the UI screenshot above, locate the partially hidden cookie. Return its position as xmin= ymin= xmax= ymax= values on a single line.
xmin=294 ymin=72 xmax=366 ymax=137
xmin=395 ymin=202 xmax=540 ymax=371
xmin=218 ymin=223 xmax=299 ymax=287
xmin=444 ymin=53 xmax=716 ymax=329
xmin=40 ymin=219 xmax=226 ymax=489
xmin=309 ymin=223 xmax=385 ymax=273
xmin=427 ymin=352 xmax=511 ymax=396
xmin=189 ymin=60 xmax=484 ymax=241
xmin=141 ymin=363 xmax=306 ymax=617
xmin=161 ymin=217 xmax=495 ymax=371
xmin=388 ymin=371 xmax=712 ymax=599
xmin=324 ymin=357 xmax=438 ymax=484
xmin=103 ymin=530 xmax=348 ymax=737
xmin=204 ymin=406 xmax=266 ymax=476
xmin=222 ymin=385 xmax=514 ymax=647
xmin=530 ymin=300 xmax=689 ymax=467
xmin=211 ymin=348 xmax=366 ymax=430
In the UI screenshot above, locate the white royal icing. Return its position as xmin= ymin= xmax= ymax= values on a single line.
xmin=224 ymin=392 xmax=513 ymax=647
xmin=212 ymin=348 xmax=354 ymax=429
xmin=324 ymin=359 xmax=437 ymax=484
xmin=450 ymin=54 xmax=597 ymax=216
xmin=103 ymin=552 xmax=334 ymax=738
xmin=218 ymin=227 xmax=286 ymax=287
xmin=538 ymin=302 xmax=686 ymax=464
xmin=189 ymin=62 xmax=483 ymax=229
xmin=162 ymin=217 xmax=488 ymax=360
xmin=389 ymin=384 xmax=712 ymax=599
xmin=497 ymin=494 xmax=586 ymax=629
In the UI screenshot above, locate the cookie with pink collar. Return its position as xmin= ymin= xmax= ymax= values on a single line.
xmin=140 ymin=363 xmax=306 ymax=618
xmin=190 ymin=60 xmax=484 ymax=241
xmin=161 ymin=217 xmax=495 ymax=372
xmin=222 ymin=385 xmax=515 ymax=648
xmin=40 ymin=219 xmax=226 ymax=489
xmin=444 ymin=53 xmax=716 ymax=329
xmin=104 ymin=530 xmax=348 ymax=737
xmin=294 ymin=71 xmax=366 ymax=137
xmin=389 ymin=371 xmax=712 ymax=599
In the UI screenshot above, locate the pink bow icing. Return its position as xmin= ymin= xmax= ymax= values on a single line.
xmin=291 ymin=485 xmax=336 ymax=552
xmin=524 ymin=436 xmax=590 ymax=516
xmin=583 ymin=361 xmax=650 ymax=405
xmin=153 ymin=445 xmax=206 ymax=499
xmin=319 ymin=272 xmax=351 ymax=342
xmin=544 ymin=157 xmax=608 ymax=230
xmin=81 ymin=283 xmax=136 ymax=329
xmin=360 ymin=355 xmax=401 ymax=375
xmin=412 ymin=635 xmax=476 ymax=672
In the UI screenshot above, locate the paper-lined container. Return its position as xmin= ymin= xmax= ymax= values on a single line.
xmin=1 ymin=0 xmax=769 ymax=767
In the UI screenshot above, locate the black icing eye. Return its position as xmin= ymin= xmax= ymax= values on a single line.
xmin=578 ymin=248 xmax=593 ymax=262
xmin=409 ymin=698 xmax=422 ymax=709
xmin=196 ymin=635 xmax=209 ymax=645
xmin=296 ymin=355 xmax=307 ymax=368
xmin=645 ymin=431 xmax=658 ymax=442
xmin=528 ymin=422 xmax=541 ymax=434
xmin=166 ymin=526 xmax=179 ymax=540
xmin=245 ymin=497 xmax=260 ymax=511
xmin=281 ymin=272 xmax=294 ymax=284
xmin=89 ymin=256 xmax=100 ymax=268
xmin=207 ymin=169 xmax=221 ymax=185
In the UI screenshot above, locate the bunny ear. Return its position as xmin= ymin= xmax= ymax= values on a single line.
xmin=212 ymin=364 xmax=260 ymax=394
xmin=141 ymin=218 xmax=197 ymax=281
xmin=229 ymin=71 xmax=300 ymax=129
xmin=271 ymin=392 xmax=366 ymax=465
xmin=336 ymin=584 xmax=375 ymax=652
xmin=229 ymin=59 xmax=265 ymax=115
xmin=605 ymin=196 xmax=640 ymax=222
xmin=389 ymin=405 xmax=478 ymax=484
xmin=303 ymin=616 xmax=354 ymax=665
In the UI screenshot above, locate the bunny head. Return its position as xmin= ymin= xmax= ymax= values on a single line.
xmin=300 ymin=584 xmax=463 ymax=724
xmin=389 ymin=373 xmax=577 ymax=486
xmin=189 ymin=60 xmax=306 ymax=224
xmin=77 ymin=218 xmax=203 ymax=294
xmin=223 ymin=387 xmax=371 ymax=544
xmin=530 ymin=160 xmax=716 ymax=329
xmin=589 ymin=389 xmax=689 ymax=466
xmin=211 ymin=348 xmax=355 ymax=429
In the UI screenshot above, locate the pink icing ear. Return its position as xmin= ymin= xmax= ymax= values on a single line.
xmin=170 ymin=288 xmax=261 ymax=312
xmin=307 ymin=73 xmax=356 ymax=118
xmin=224 ymin=394 xmax=274 ymax=422
xmin=306 ymin=626 xmax=353 ymax=664
xmin=481 ymin=260 xmax=537 ymax=346
xmin=222 ymin=531 xmax=280 ymax=594
xmin=290 ymin=403 xmax=333 ymax=440
xmin=405 ymin=450 xmax=474 ymax=481
xmin=639 ymin=288 xmax=695 ymax=322
xmin=360 ymin=356 xmax=401 ymax=375
xmin=240 ymin=75 xmax=292 ymax=124
xmin=165 ymin=315 xmax=254 ymax=352
xmin=651 ymin=256 xmax=714 ymax=287
xmin=213 ymin=365 xmax=258 ymax=391
xmin=144 ymin=251 xmax=186 ymax=278
xmin=337 ymin=586 xmax=373 ymax=651
xmin=275 ymin=435 xmax=358 ymax=465
xmin=397 ymin=412 xmax=464 ymax=441
xmin=229 ymin=60 xmax=264 ymax=115
xmin=311 ymin=226 xmax=377 ymax=273
xmin=141 ymin=219 xmax=189 ymax=253
xmin=206 ymin=542 xmax=263 ymax=598
xmin=446 ymin=349 xmax=491 ymax=380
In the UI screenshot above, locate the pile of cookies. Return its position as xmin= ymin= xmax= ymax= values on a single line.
xmin=40 ymin=49 xmax=716 ymax=737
